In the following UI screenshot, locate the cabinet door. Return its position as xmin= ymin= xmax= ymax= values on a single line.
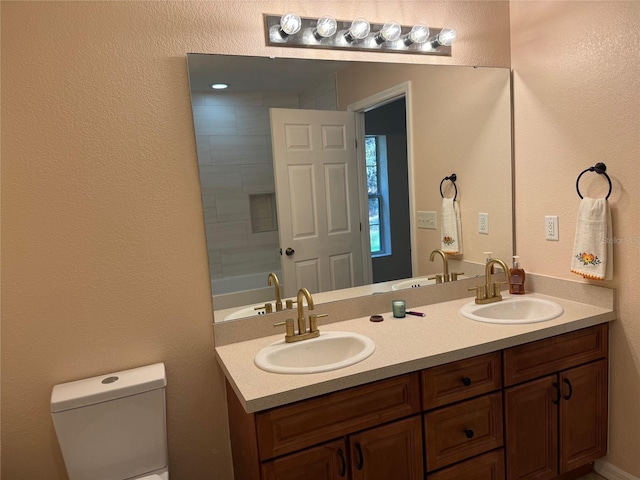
xmin=504 ymin=375 xmax=558 ymax=480
xmin=349 ymin=416 xmax=423 ymax=480
xmin=261 ymin=439 xmax=348 ymax=480
xmin=560 ymin=359 xmax=608 ymax=473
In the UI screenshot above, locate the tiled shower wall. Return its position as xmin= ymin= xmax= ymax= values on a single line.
xmin=191 ymin=76 xmax=337 ymax=290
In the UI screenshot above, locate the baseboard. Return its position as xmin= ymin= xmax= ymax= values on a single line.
xmin=595 ymin=460 xmax=640 ymax=480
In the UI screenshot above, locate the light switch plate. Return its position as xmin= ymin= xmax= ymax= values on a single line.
xmin=417 ymin=211 xmax=437 ymax=230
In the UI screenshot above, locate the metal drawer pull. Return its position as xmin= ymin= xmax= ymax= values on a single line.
xmin=355 ymin=443 xmax=364 ymax=470
xmin=462 ymin=376 xmax=472 ymax=386
xmin=563 ymin=378 xmax=573 ymax=400
xmin=338 ymin=449 xmax=346 ymax=477
xmin=552 ymin=382 xmax=561 ymax=404
xmin=464 ymin=429 xmax=475 ymax=439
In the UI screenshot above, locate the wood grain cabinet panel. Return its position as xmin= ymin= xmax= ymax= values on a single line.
xmin=560 ymin=359 xmax=608 ymax=473
xmin=504 ymin=375 xmax=559 ymax=480
xmin=261 ymin=439 xmax=348 ymax=480
xmin=422 ymin=351 xmax=502 ymax=410
xmin=425 ymin=392 xmax=503 ymax=471
xmin=503 ymin=324 xmax=608 ymax=387
xmin=505 ymin=360 xmax=608 ymax=480
xmin=349 ymin=416 xmax=423 ymax=480
xmin=256 ymin=373 xmax=420 ymax=460
xmin=427 ymin=449 xmax=505 ymax=480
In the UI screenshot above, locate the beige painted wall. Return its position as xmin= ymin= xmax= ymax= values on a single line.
xmin=1 ymin=1 xmax=511 ymax=479
xmin=510 ymin=1 xmax=640 ymax=477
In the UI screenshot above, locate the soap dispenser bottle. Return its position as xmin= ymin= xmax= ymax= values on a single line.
xmin=509 ymin=255 xmax=526 ymax=294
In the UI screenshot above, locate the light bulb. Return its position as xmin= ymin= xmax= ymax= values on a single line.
xmin=279 ymin=13 xmax=302 ymax=37
xmin=344 ymin=18 xmax=370 ymax=42
xmin=374 ymin=21 xmax=401 ymax=44
xmin=435 ymin=27 xmax=457 ymax=47
xmin=211 ymin=83 xmax=228 ymax=90
xmin=314 ymin=16 xmax=337 ymax=39
xmin=404 ymin=24 xmax=430 ymax=46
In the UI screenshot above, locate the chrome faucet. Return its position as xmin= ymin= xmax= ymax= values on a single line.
xmin=274 ymin=287 xmax=327 ymax=343
xmin=268 ymin=272 xmax=284 ymax=312
xmin=469 ymin=258 xmax=510 ymax=304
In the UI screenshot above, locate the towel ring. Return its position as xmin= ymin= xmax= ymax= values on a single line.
xmin=576 ymin=162 xmax=612 ymax=200
xmin=440 ymin=173 xmax=457 ymax=201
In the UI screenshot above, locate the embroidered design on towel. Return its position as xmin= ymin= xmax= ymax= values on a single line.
xmin=442 ymin=236 xmax=455 ymax=246
xmin=575 ymin=252 xmax=601 ymax=266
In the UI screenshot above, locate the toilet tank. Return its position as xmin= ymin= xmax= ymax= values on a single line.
xmin=51 ymin=363 xmax=168 ymax=480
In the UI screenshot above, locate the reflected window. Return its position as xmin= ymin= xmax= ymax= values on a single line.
xmin=365 ymin=135 xmax=391 ymax=256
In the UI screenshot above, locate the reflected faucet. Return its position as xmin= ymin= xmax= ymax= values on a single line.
xmin=268 ymin=272 xmax=283 ymax=312
xmin=429 ymin=249 xmax=450 ymax=283
xmin=297 ymin=287 xmax=314 ymax=334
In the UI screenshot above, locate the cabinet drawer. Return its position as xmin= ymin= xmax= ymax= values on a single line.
xmin=261 ymin=439 xmax=347 ymax=480
xmin=422 ymin=352 xmax=502 ymax=410
xmin=425 ymin=392 xmax=503 ymax=471
xmin=427 ymin=449 xmax=505 ymax=480
xmin=503 ymin=324 xmax=608 ymax=387
xmin=256 ymin=373 xmax=421 ymax=460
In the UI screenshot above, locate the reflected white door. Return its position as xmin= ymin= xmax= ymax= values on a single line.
xmin=270 ymin=108 xmax=365 ymax=298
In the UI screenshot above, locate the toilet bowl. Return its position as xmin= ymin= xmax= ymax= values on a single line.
xmin=51 ymin=363 xmax=169 ymax=480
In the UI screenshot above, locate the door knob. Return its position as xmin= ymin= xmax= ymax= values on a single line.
xmin=285 ymin=247 xmax=295 ymax=256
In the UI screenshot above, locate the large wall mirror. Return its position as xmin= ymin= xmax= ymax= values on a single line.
xmin=187 ymin=54 xmax=513 ymax=323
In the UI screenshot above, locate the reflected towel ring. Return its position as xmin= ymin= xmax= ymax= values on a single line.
xmin=576 ymin=162 xmax=612 ymax=200
xmin=440 ymin=173 xmax=457 ymax=201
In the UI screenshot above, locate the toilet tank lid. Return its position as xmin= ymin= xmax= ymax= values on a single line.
xmin=51 ymin=363 xmax=166 ymax=412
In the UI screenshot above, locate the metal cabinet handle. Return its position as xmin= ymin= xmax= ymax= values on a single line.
xmin=355 ymin=443 xmax=364 ymax=470
xmin=464 ymin=429 xmax=475 ymax=439
xmin=338 ymin=449 xmax=346 ymax=477
xmin=563 ymin=378 xmax=573 ymax=400
xmin=552 ymin=382 xmax=561 ymax=405
xmin=462 ymin=376 xmax=472 ymax=386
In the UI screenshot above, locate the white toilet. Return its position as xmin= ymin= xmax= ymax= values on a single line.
xmin=50 ymin=363 xmax=169 ymax=480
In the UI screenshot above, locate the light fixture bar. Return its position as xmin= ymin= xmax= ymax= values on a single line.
xmin=264 ymin=14 xmax=452 ymax=56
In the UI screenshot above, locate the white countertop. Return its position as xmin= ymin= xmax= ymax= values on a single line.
xmin=215 ymin=292 xmax=615 ymax=413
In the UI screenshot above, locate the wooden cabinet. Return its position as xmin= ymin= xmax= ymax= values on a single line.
xmin=226 ymin=323 xmax=609 ymax=480
xmin=504 ymin=324 xmax=609 ymax=480
xmin=349 ymin=416 xmax=423 ymax=480
xmin=260 ymin=416 xmax=423 ymax=480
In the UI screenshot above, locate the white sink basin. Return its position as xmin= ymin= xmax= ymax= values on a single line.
xmin=391 ymin=276 xmax=438 ymax=290
xmin=460 ymin=296 xmax=564 ymax=324
xmin=254 ymin=331 xmax=375 ymax=374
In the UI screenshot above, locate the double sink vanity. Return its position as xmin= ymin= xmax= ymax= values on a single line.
xmin=214 ymin=273 xmax=615 ymax=480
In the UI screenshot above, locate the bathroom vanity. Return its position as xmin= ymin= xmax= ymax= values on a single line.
xmin=215 ymin=277 xmax=614 ymax=480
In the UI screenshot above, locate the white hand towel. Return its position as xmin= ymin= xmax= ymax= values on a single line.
xmin=441 ymin=197 xmax=463 ymax=255
xmin=570 ymin=197 xmax=613 ymax=280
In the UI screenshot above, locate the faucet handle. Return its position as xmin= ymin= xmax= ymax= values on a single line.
xmin=309 ymin=313 xmax=328 ymax=332
xmin=468 ymin=286 xmax=485 ymax=302
xmin=285 ymin=299 xmax=296 ymax=310
xmin=274 ymin=318 xmax=295 ymax=337
xmin=428 ymin=274 xmax=443 ymax=284
xmin=255 ymin=303 xmax=273 ymax=314
xmin=492 ymin=281 xmax=508 ymax=297
xmin=451 ymin=272 xmax=464 ymax=281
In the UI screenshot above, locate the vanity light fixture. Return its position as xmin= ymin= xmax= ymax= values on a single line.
xmin=344 ymin=18 xmax=371 ymax=43
xmin=313 ymin=16 xmax=338 ymax=39
xmin=277 ymin=13 xmax=302 ymax=38
xmin=264 ymin=14 xmax=455 ymax=56
xmin=430 ymin=26 xmax=458 ymax=48
xmin=374 ymin=21 xmax=402 ymax=45
xmin=210 ymin=83 xmax=228 ymax=90
xmin=404 ymin=24 xmax=430 ymax=46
